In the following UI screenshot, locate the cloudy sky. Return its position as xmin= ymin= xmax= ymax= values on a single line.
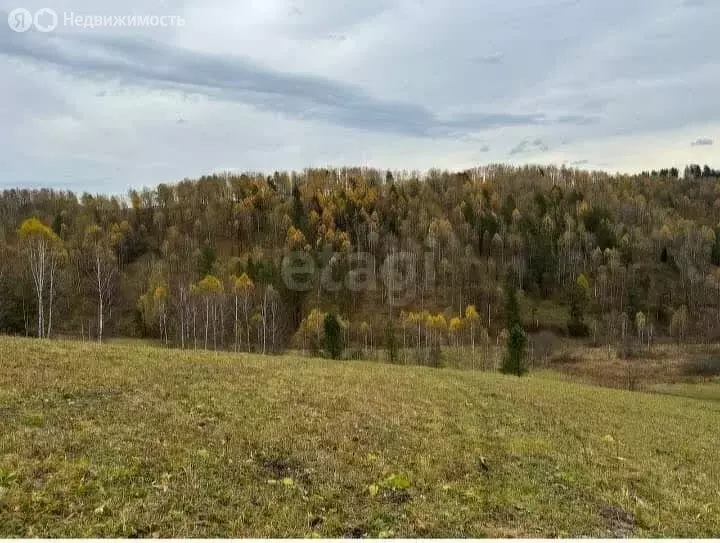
xmin=1 ymin=0 xmax=719 ymax=193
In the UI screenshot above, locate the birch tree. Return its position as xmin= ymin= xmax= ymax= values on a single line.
xmin=83 ymin=224 xmax=117 ymax=343
xmin=18 ymin=218 xmax=65 ymax=338
xmin=196 ymin=275 xmax=224 ymax=350
xmin=465 ymin=304 xmax=480 ymax=352
xmin=233 ymin=273 xmax=254 ymax=351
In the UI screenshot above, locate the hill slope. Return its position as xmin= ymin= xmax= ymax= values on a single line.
xmin=0 ymin=337 xmax=718 ymax=537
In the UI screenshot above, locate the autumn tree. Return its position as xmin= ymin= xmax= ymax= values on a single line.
xmin=195 ymin=275 xmax=224 ymax=350
xmin=670 ymin=305 xmax=689 ymax=344
xmin=83 ymin=224 xmax=118 ymax=343
xmin=231 ymin=273 xmax=255 ymax=351
xmin=449 ymin=316 xmax=462 ymax=348
xmin=359 ymin=321 xmax=371 ymax=353
xmin=465 ymin=304 xmax=480 ymax=351
xmin=239 ymin=273 xmax=256 ymax=350
xmin=139 ymin=280 xmax=169 ymax=345
xmin=635 ymin=311 xmax=647 ymax=346
xmin=18 ymin=218 xmax=66 ymax=338
xmin=296 ymin=308 xmax=326 ymax=355
xmin=259 ymin=284 xmax=280 ymax=354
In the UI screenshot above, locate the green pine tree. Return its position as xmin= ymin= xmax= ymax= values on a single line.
xmin=567 ymin=274 xmax=590 ymax=337
xmin=502 ymin=324 xmax=528 ymax=376
xmin=384 ymin=321 xmax=400 ymax=364
xmin=503 ymin=276 xmax=528 ymax=376
xmin=323 ymin=313 xmax=344 ymax=360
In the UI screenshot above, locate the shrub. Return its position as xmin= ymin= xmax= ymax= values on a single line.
xmin=567 ymin=321 xmax=590 ymax=338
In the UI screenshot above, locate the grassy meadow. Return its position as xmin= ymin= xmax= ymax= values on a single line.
xmin=0 ymin=336 xmax=719 ymax=537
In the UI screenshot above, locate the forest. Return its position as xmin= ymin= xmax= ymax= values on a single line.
xmin=2 ymin=163 xmax=720 ymax=366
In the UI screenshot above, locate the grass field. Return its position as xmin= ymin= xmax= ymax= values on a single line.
xmin=0 ymin=337 xmax=719 ymax=537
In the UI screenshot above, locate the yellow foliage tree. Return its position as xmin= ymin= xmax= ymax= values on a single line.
xmin=465 ymin=304 xmax=480 ymax=352
xmin=195 ymin=274 xmax=224 ymax=350
xmin=296 ymin=308 xmax=327 ymax=353
xmin=232 ymin=273 xmax=255 ymax=351
xmin=449 ymin=316 xmax=463 ymax=348
xmin=18 ymin=218 xmax=66 ymax=338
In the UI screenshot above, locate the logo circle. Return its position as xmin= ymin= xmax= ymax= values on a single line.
xmin=7 ymin=8 xmax=33 ymax=32
xmin=33 ymin=8 xmax=58 ymax=32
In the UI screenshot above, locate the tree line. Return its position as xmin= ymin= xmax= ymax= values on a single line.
xmin=1 ymin=163 xmax=719 ymax=365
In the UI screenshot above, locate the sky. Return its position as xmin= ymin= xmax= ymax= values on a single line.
xmin=1 ymin=0 xmax=719 ymax=193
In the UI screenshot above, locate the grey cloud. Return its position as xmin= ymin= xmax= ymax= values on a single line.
xmin=510 ymin=138 xmax=549 ymax=155
xmin=446 ymin=112 xmax=546 ymax=130
xmin=0 ymin=20 xmax=588 ymax=138
xmin=691 ymin=137 xmax=713 ymax=146
xmin=510 ymin=141 xmax=531 ymax=155
xmin=532 ymin=138 xmax=549 ymax=151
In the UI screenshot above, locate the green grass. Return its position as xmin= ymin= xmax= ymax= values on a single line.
xmin=0 ymin=337 xmax=719 ymax=537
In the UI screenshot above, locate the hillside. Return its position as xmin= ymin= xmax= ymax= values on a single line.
xmin=4 ymin=165 xmax=720 ymax=362
xmin=0 ymin=337 xmax=718 ymax=537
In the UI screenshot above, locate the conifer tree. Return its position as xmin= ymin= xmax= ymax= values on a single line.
xmin=323 ymin=313 xmax=344 ymax=359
